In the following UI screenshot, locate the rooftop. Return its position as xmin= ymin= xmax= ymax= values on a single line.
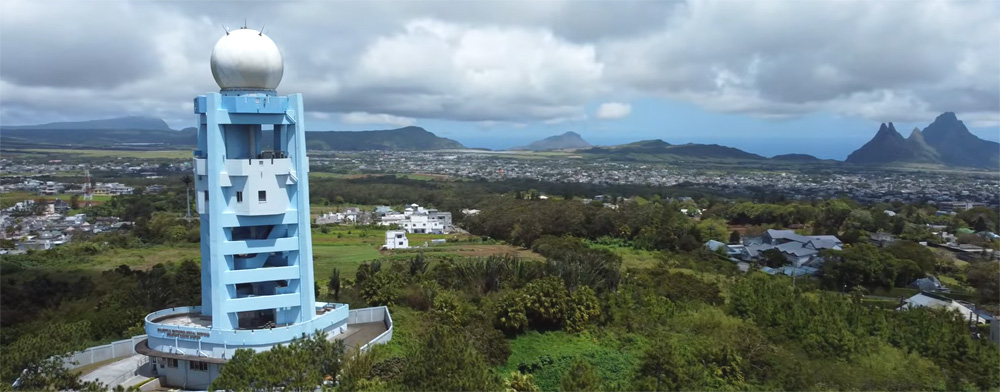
xmin=153 ymin=312 xmax=211 ymax=329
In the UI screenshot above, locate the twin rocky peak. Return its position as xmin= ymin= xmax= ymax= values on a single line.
xmin=846 ymin=112 xmax=999 ymax=168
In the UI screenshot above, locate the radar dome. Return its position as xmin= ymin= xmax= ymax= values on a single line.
xmin=210 ymin=28 xmax=284 ymax=91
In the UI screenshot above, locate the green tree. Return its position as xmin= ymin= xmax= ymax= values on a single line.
xmin=338 ymin=348 xmax=390 ymax=392
xmin=696 ymin=219 xmax=728 ymax=242
xmin=493 ymin=289 xmax=529 ymax=333
xmin=966 ymin=261 xmax=1000 ymax=304
xmin=523 ymin=276 xmax=570 ymax=329
xmin=560 ymin=359 xmax=602 ymax=392
xmin=758 ymin=248 xmax=787 ymax=268
xmin=360 ymin=269 xmax=402 ymax=306
xmin=180 ymin=174 xmax=193 ymax=218
xmin=566 ymin=285 xmax=600 ymax=332
xmin=631 ymin=337 xmax=696 ymax=391
xmin=821 ymin=244 xmax=899 ymax=290
xmin=729 ymin=230 xmax=741 ymax=244
xmin=400 ymin=325 xmax=499 ymax=391
xmin=431 ymin=289 xmax=469 ymax=326
xmin=328 ymin=268 xmax=341 ymax=301
xmin=408 ymin=252 xmax=429 ymax=278
xmin=505 ymin=371 xmax=540 ymax=392
xmin=465 ymin=323 xmax=511 ymax=367
xmin=883 ymin=240 xmax=936 ymax=272
xmin=211 ymin=332 xmax=345 ymax=391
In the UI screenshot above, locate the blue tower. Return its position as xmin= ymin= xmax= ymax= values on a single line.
xmin=193 ymin=42 xmax=315 ymax=333
xmin=137 ymin=28 xmax=389 ymax=390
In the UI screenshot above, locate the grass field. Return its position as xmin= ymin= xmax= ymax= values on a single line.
xmin=90 ymin=245 xmax=201 ymax=271
xmin=312 ymin=244 xmax=383 ymax=282
xmin=310 ymin=225 xmax=539 ymax=281
xmin=500 ymin=331 xmax=642 ymax=391
xmin=609 ymin=247 xmax=661 ymax=269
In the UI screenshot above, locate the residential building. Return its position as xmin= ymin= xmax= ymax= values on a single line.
xmin=908 ymin=276 xmax=949 ymax=293
xmin=899 ymin=292 xmax=988 ymax=324
xmin=740 ymin=229 xmax=843 ymax=272
xmin=93 ymin=182 xmax=134 ymax=196
xmin=379 ymin=203 xmax=451 ymax=234
xmin=384 ymin=230 xmax=409 ymax=249
xmin=869 ymin=232 xmax=896 ymax=247
xmin=315 ymin=212 xmax=343 ymax=225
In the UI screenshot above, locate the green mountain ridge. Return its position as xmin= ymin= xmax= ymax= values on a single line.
xmin=1 ymin=119 xmax=465 ymax=152
xmin=583 ymin=139 xmax=766 ymax=161
xmin=2 ymin=116 xmax=172 ymax=131
xmin=771 ymin=153 xmax=822 ymax=161
xmin=303 ymin=126 xmax=465 ymax=151
xmin=511 ymin=131 xmax=592 ymax=151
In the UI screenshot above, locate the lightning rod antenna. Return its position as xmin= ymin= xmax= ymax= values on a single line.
xmin=243 ymin=18 xmax=247 ymax=29
xmin=222 ymin=24 xmax=230 ymax=35
xmin=259 ymin=25 xmax=265 ymax=36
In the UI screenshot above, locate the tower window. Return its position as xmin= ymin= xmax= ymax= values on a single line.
xmin=258 ymin=190 xmax=267 ymax=203
xmin=236 ymin=191 xmax=243 ymax=203
xmin=204 ymin=191 xmax=209 ymax=201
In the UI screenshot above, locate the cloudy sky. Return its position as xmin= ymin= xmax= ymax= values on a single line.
xmin=2 ymin=0 xmax=998 ymax=158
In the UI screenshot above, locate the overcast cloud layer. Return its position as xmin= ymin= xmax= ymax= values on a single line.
xmin=1 ymin=0 xmax=998 ymax=129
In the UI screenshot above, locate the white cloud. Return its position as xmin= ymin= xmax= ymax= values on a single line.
xmin=341 ymin=112 xmax=416 ymax=127
xmin=596 ymin=102 xmax=631 ymax=119
xmin=0 ymin=0 xmax=997 ymax=129
xmin=320 ymin=19 xmax=605 ymax=122
xmin=601 ymin=0 xmax=1000 ymax=125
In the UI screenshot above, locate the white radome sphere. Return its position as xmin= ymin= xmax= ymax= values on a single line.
xmin=210 ymin=28 xmax=284 ymax=90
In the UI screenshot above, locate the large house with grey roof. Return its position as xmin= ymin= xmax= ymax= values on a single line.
xmin=739 ymin=229 xmax=843 ymax=272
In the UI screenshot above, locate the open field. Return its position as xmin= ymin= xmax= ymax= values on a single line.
xmin=10 ymin=149 xmax=192 ymax=160
xmin=90 ymin=245 xmax=201 ymax=271
xmin=312 ymin=244 xmax=383 ymax=281
xmin=609 ymin=247 xmax=661 ymax=269
xmin=310 ymin=225 xmax=541 ymax=281
xmin=308 ymin=172 xmax=453 ymax=181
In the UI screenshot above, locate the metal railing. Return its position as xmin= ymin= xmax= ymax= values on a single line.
xmin=104 ymin=356 xmax=148 ymax=388
xmin=62 ymin=335 xmax=148 ymax=370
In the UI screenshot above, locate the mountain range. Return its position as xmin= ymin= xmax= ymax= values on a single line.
xmin=845 ymin=112 xmax=998 ymax=168
xmin=303 ymin=126 xmax=464 ymax=151
xmin=511 ymin=131 xmax=592 ymax=151
xmin=0 ymin=117 xmax=463 ymax=152
xmin=1 ymin=112 xmax=995 ymax=168
xmin=581 ymin=139 xmax=768 ymax=161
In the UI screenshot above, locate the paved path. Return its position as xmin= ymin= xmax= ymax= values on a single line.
xmin=79 ymin=354 xmax=143 ymax=386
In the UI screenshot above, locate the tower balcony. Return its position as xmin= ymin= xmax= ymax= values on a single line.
xmin=193 ymin=156 xmax=293 ymax=177
xmin=224 ymin=157 xmax=292 ymax=177
xmin=193 ymin=157 xmax=297 ymax=216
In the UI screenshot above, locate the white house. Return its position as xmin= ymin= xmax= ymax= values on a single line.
xmin=315 ymin=212 xmax=343 ymax=225
xmin=378 ymin=203 xmax=451 ymax=234
xmin=899 ymin=292 xmax=987 ymax=324
xmin=384 ymin=230 xmax=409 ymax=249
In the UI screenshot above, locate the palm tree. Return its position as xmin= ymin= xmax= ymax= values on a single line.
xmin=180 ymin=174 xmax=193 ymax=218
